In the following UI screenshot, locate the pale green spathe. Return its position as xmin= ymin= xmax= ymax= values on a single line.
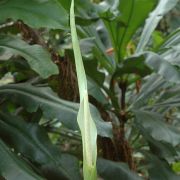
xmin=70 ymin=0 xmax=97 ymax=179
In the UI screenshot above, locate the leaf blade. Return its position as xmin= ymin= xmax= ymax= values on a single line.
xmin=0 ymin=0 xmax=68 ymax=29
xmin=0 ymin=139 xmax=43 ymax=180
xmin=0 ymin=83 xmax=112 ymax=138
xmin=0 ymin=35 xmax=59 ymax=78
xmin=136 ymin=0 xmax=179 ymax=53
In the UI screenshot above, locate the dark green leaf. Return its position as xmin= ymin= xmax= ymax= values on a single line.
xmin=0 ymin=112 xmax=81 ymax=180
xmin=0 ymin=139 xmax=43 ymax=180
xmin=0 ymin=0 xmax=68 ymax=29
xmin=133 ymin=121 xmax=178 ymax=161
xmin=114 ymin=55 xmax=152 ymax=78
xmin=84 ymin=59 xmax=105 ymax=86
xmin=0 ymin=83 xmax=112 ymax=138
xmin=144 ymin=152 xmax=180 ymax=180
xmin=134 ymin=110 xmax=180 ymax=146
xmin=97 ymin=158 xmax=142 ymax=180
xmin=0 ymin=35 xmax=59 ymax=78
xmin=88 ymin=77 xmax=108 ymax=105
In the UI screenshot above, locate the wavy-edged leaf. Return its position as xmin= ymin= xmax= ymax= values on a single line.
xmin=133 ymin=117 xmax=178 ymax=161
xmin=70 ymin=0 xmax=98 ymax=178
xmin=97 ymin=158 xmax=142 ymax=180
xmin=0 ymin=83 xmax=77 ymax=130
xmin=0 ymin=83 xmax=112 ymax=138
xmin=0 ymin=35 xmax=59 ymax=78
xmin=136 ymin=0 xmax=179 ymax=53
xmin=0 ymin=140 xmax=43 ymax=180
xmin=0 ymin=0 xmax=68 ymax=29
xmin=0 ymin=112 xmax=81 ymax=180
xmin=134 ymin=110 xmax=180 ymax=146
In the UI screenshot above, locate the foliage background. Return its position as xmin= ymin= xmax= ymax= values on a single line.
xmin=0 ymin=0 xmax=180 ymax=179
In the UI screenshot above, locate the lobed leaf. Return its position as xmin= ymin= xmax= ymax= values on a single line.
xmin=0 ymin=35 xmax=59 ymax=78
xmin=0 ymin=0 xmax=68 ymax=29
xmin=0 ymin=83 xmax=112 ymax=138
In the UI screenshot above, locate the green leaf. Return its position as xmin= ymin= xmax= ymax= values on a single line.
xmin=131 ymin=74 xmax=166 ymax=109
xmin=152 ymin=31 xmax=164 ymax=50
xmin=100 ymin=0 xmax=157 ymax=59
xmin=0 ymin=35 xmax=59 ymax=78
xmin=145 ymin=52 xmax=180 ymax=84
xmin=0 ymin=112 xmax=81 ymax=180
xmin=113 ymin=55 xmax=152 ymax=78
xmin=172 ymin=162 xmax=180 ymax=173
xmin=136 ymin=0 xmax=179 ymax=53
xmin=59 ymin=0 xmax=98 ymax=21
xmin=124 ymin=52 xmax=180 ymax=86
xmin=148 ymin=140 xmax=177 ymax=161
xmin=97 ymin=158 xmax=142 ymax=180
xmin=70 ymin=0 xmax=98 ymax=178
xmin=162 ymin=46 xmax=180 ymax=67
xmin=134 ymin=110 xmax=180 ymax=146
xmin=78 ymin=25 xmax=115 ymax=73
xmin=153 ymin=98 xmax=180 ymax=109
xmin=0 ymin=83 xmax=68 ymax=129
xmin=0 ymin=83 xmax=112 ymax=138
xmin=84 ymin=59 xmax=105 ymax=86
xmin=88 ymin=77 xmax=108 ymax=105
xmin=158 ymin=29 xmax=180 ymax=66
xmin=0 ymin=140 xmax=43 ymax=180
xmin=159 ymin=28 xmax=180 ymax=49
xmin=144 ymin=152 xmax=180 ymax=180
xmin=133 ymin=118 xmax=178 ymax=161
xmin=0 ymin=0 xmax=68 ymax=29
xmin=151 ymin=85 xmax=180 ymax=108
